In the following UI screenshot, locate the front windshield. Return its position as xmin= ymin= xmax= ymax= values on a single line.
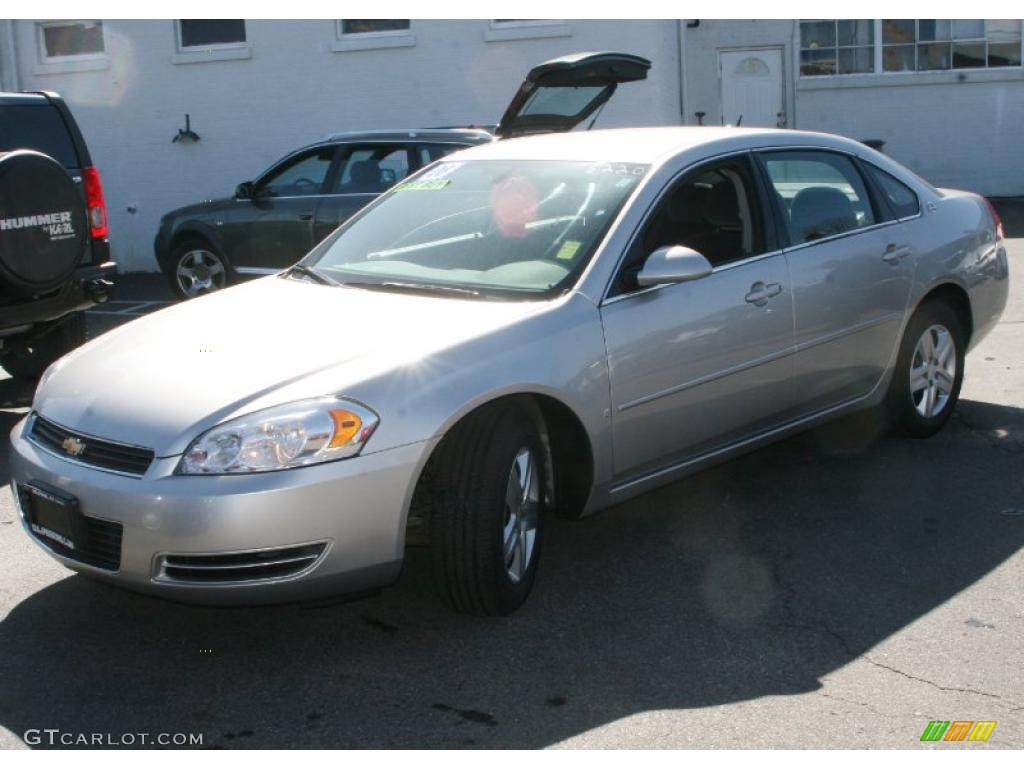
xmin=306 ymin=159 xmax=648 ymax=298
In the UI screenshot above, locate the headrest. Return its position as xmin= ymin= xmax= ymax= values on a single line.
xmin=789 ymin=186 xmax=857 ymax=243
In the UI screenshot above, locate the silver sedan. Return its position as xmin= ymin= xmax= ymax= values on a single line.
xmin=9 ymin=126 xmax=1009 ymax=614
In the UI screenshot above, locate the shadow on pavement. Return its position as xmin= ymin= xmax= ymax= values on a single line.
xmin=0 ymin=399 xmax=1021 ymax=748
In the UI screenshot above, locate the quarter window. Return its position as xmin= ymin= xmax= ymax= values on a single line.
xmin=865 ymin=165 xmax=921 ymax=219
xmin=37 ymin=20 xmax=105 ymax=61
xmin=257 ymin=149 xmax=334 ymax=197
xmin=177 ymin=20 xmax=247 ymax=50
xmin=761 ymin=152 xmax=876 ymax=245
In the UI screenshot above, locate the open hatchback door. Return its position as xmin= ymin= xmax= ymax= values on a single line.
xmin=495 ymin=51 xmax=651 ymax=139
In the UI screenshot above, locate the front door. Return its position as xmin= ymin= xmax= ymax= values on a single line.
xmin=719 ymin=48 xmax=784 ymax=128
xmin=226 ymin=146 xmax=337 ymax=273
xmin=600 ymin=154 xmax=795 ymax=483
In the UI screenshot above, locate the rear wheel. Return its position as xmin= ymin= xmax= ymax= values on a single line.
xmin=167 ymin=239 xmax=229 ymax=299
xmin=887 ymin=300 xmax=965 ymax=438
xmin=0 ymin=311 xmax=87 ymax=380
xmin=430 ymin=400 xmax=545 ymax=615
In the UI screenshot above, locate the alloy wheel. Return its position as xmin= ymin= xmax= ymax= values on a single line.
xmin=502 ymin=445 xmax=540 ymax=583
xmin=176 ymin=249 xmax=227 ymax=297
xmin=910 ymin=323 xmax=957 ymax=418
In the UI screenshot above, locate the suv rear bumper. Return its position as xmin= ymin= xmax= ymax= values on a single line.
xmin=0 ymin=261 xmax=116 ymax=333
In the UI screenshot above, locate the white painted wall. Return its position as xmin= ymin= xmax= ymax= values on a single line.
xmin=4 ymin=19 xmax=1022 ymax=271
xmin=681 ymin=19 xmax=1024 ymax=197
xmin=6 ymin=19 xmax=681 ymax=271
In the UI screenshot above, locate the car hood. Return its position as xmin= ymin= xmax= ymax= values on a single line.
xmin=34 ymin=277 xmax=553 ymax=457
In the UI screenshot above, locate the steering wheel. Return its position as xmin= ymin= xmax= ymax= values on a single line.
xmin=292 ymin=177 xmax=318 ymax=189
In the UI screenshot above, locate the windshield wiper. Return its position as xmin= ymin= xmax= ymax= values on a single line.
xmin=284 ymin=264 xmax=338 ymax=286
xmin=351 ymin=280 xmax=483 ymax=298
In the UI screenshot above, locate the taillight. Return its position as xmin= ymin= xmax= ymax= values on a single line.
xmin=983 ymin=197 xmax=1005 ymax=241
xmin=82 ymin=166 xmax=108 ymax=239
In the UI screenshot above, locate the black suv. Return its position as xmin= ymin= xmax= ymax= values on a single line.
xmin=154 ymin=129 xmax=493 ymax=298
xmin=0 ymin=91 xmax=115 ymax=378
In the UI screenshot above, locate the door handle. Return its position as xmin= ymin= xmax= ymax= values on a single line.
xmin=882 ymin=244 xmax=910 ymax=264
xmin=298 ymin=213 xmax=313 ymax=221
xmin=745 ymin=281 xmax=782 ymax=306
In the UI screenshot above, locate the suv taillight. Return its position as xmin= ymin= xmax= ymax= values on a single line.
xmin=983 ymin=197 xmax=1005 ymax=242
xmin=82 ymin=166 xmax=108 ymax=239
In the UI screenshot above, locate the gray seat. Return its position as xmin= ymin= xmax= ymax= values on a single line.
xmin=789 ymin=186 xmax=857 ymax=244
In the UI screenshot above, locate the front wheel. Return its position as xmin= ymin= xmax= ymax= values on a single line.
xmin=887 ymin=300 xmax=965 ymax=438
xmin=167 ymin=240 xmax=229 ymax=300
xmin=430 ymin=401 xmax=545 ymax=615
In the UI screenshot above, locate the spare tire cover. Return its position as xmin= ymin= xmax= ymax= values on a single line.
xmin=0 ymin=149 xmax=87 ymax=295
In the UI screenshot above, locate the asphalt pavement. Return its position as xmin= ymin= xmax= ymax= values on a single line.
xmin=0 ymin=243 xmax=1020 ymax=749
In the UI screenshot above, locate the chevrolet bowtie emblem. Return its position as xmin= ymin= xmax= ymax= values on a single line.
xmin=61 ymin=436 xmax=86 ymax=457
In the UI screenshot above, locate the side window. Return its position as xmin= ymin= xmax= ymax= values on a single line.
xmin=331 ymin=146 xmax=410 ymax=194
xmin=761 ymin=151 xmax=875 ymax=245
xmin=613 ymin=156 xmax=765 ymax=295
xmin=257 ymin=149 xmax=334 ymax=197
xmin=418 ymin=144 xmax=462 ymax=165
xmin=865 ymin=164 xmax=920 ymax=219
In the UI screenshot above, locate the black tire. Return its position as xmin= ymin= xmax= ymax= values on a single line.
xmin=887 ymin=300 xmax=965 ymax=439
xmin=0 ymin=311 xmax=87 ymax=380
xmin=430 ymin=400 xmax=546 ymax=616
xmin=164 ymin=237 xmax=230 ymax=300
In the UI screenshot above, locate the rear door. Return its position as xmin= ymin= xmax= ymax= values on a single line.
xmin=757 ymin=149 xmax=913 ymax=415
xmin=495 ymin=52 xmax=651 ymax=138
xmin=312 ymin=144 xmax=416 ymax=243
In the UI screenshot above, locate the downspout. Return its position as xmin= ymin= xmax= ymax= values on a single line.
xmin=677 ymin=20 xmax=688 ymax=125
xmin=1 ymin=20 xmax=21 ymax=92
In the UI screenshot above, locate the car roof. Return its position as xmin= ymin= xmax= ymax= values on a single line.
xmin=0 ymin=92 xmax=51 ymax=106
xmin=448 ymin=126 xmax=865 ymax=166
xmin=319 ymin=128 xmax=494 ymax=145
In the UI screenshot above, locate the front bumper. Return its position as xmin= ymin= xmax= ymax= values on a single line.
xmin=9 ymin=416 xmax=433 ymax=605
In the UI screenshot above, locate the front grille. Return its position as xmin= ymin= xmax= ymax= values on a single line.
xmin=29 ymin=414 xmax=154 ymax=476
xmin=18 ymin=486 xmax=123 ymax=571
xmin=156 ymin=542 xmax=328 ymax=584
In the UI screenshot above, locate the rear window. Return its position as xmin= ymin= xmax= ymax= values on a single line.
xmin=0 ymin=104 xmax=80 ymax=169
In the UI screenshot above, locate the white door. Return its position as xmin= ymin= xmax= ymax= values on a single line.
xmin=719 ymin=48 xmax=784 ymax=128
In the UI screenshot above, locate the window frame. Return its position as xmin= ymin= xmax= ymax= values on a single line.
xmin=606 ymin=151 xmax=776 ymax=299
xmin=861 ymin=162 xmax=922 ymax=222
xmin=174 ymin=19 xmax=249 ymax=62
xmin=752 ymin=148 xmax=899 ymax=251
xmin=36 ymin=20 xmax=106 ymax=64
xmin=799 ymin=19 xmax=1023 ymax=77
xmin=253 ymin=146 xmax=342 ymax=199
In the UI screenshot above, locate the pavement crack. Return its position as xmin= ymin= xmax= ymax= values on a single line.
xmin=860 ymin=656 xmax=1003 ymax=700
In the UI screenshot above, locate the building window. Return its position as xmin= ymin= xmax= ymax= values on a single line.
xmin=801 ymin=19 xmax=1022 ymax=75
xmin=485 ymin=19 xmax=572 ymax=42
xmin=177 ymin=20 xmax=247 ymax=50
xmin=800 ymin=20 xmax=874 ymax=75
xmin=37 ymin=20 xmax=105 ymax=62
xmin=337 ymin=20 xmax=411 ymax=37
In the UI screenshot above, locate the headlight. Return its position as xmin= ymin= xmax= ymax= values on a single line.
xmin=177 ymin=397 xmax=379 ymax=475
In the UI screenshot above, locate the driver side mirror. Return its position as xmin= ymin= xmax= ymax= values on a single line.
xmin=235 ymin=181 xmax=254 ymax=200
xmin=636 ymin=245 xmax=713 ymax=287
